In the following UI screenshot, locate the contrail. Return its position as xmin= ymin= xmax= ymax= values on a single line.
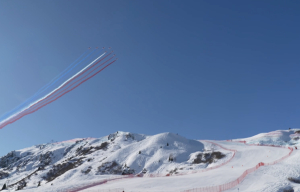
xmin=0 ymin=59 xmax=117 ymax=129
xmin=0 ymin=52 xmax=106 ymax=124
xmin=8 ymin=54 xmax=115 ymax=123
xmin=0 ymin=49 xmax=117 ymax=129
xmin=0 ymin=49 xmax=96 ymax=122
xmin=35 ymin=50 xmax=97 ymax=96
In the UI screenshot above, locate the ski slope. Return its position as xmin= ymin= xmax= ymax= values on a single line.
xmin=1 ymin=130 xmax=298 ymax=192
xmin=81 ymin=140 xmax=291 ymax=192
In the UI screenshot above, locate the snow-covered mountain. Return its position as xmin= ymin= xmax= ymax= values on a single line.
xmin=235 ymin=128 xmax=300 ymax=146
xmin=76 ymin=129 xmax=300 ymax=192
xmin=3 ymin=129 xmax=299 ymax=192
xmin=0 ymin=131 xmax=230 ymax=191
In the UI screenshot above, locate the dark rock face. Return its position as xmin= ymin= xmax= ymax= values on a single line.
xmin=192 ymin=151 xmax=225 ymax=164
xmin=81 ymin=166 xmax=92 ymax=174
xmin=294 ymin=130 xmax=300 ymax=134
xmin=288 ymin=177 xmax=300 ymax=184
xmin=0 ymin=171 xmax=9 ymax=179
xmin=292 ymin=137 xmax=299 ymax=141
xmin=43 ymin=158 xmax=84 ymax=182
xmin=108 ymin=132 xmax=118 ymax=141
xmin=97 ymin=161 xmax=135 ymax=175
xmin=76 ymin=142 xmax=109 ymax=156
xmin=0 ymin=151 xmax=20 ymax=169
xmin=39 ymin=151 xmax=53 ymax=166
xmin=16 ymin=180 xmax=27 ymax=190
xmin=125 ymin=133 xmax=135 ymax=140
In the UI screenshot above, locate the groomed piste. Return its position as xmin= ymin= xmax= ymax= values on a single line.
xmin=74 ymin=135 xmax=294 ymax=192
xmin=0 ymin=47 xmax=117 ymax=130
xmin=0 ymin=130 xmax=297 ymax=192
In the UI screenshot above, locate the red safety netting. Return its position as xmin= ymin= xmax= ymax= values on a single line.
xmin=181 ymin=141 xmax=293 ymax=192
xmin=67 ymin=176 xmax=134 ymax=192
xmin=66 ymin=141 xmax=237 ymax=191
xmin=66 ymin=141 xmax=293 ymax=192
xmin=144 ymin=140 xmax=237 ymax=177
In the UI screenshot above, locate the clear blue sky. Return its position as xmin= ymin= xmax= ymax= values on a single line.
xmin=0 ymin=0 xmax=300 ymax=156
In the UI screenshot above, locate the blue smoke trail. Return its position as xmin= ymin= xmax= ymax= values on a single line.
xmin=35 ymin=49 xmax=98 ymax=96
xmin=34 ymin=50 xmax=90 ymax=96
xmin=0 ymin=51 xmax=112 ymax=129
xmin=0 ymin=49 xmax=101 ymax=122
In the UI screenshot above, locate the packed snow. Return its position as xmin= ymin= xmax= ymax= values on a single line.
xmin=0 ymin=131 xmax=232 ymax=191
xmin=0 ymin=129 xmax=299 ymax=192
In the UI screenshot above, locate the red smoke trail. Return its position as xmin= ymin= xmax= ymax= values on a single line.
xmin=0 ymin=59 xmax=116 ymax=129
xmin=0 ymin=53 xmax=112 ymax=125
xmin=18 ymin=56 xmax=115 ymax=117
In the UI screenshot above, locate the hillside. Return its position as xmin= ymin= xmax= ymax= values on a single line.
xmin=0 ymin=131 xmax=230 ymax=191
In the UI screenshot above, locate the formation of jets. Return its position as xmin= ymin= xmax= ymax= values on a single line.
xmin=87 ymin=47 xmax=117 ymax=60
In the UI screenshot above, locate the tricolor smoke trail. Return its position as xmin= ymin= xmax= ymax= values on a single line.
xmin=0 ymin=48 xmax=117 ymax=129
xmin=0 ymin=50 xmax=99 ymax=122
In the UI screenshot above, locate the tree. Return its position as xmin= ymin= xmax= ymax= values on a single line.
xmin=1 ymin=183 xmax=6 ymax=190
xmin=169 ymin=154 xmax=174 ymax=162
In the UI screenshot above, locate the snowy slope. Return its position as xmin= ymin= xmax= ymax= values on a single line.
xmin=83 ymin=141 xmax=289 ymax=192
xmin=77 ymin=130 xmax=298 ymax=192
xmin=235 ymin=128 xmax=300 ymax=146
xmin=0 ymin=131 xmax=231 ymax=192
xmin=2 ymin=129 xmax=298 ymax=192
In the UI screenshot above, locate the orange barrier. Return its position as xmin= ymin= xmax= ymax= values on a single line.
xmin=181 ymin=141 xmax=293 ymax=192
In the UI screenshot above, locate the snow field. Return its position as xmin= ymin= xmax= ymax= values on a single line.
xmin=81 ymin=141 xmax=290 ymax=192
xmin=9 ymin=132 xmax=226 ymax=192
xmin=2 ymin=130 xmax=297 ymax=192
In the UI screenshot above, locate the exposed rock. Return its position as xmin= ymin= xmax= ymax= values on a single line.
xmin=0 ymin=171 xmax=9 ymax=179
xmin=81 ymin=166 xmax=92 ymax=174
xmin=16 ymin=180 xmax=27 ymax=191
xmin=0 ymin=151 xmax=20 ymax=169
xmin=39 ymin=151 xmax=53 ymax=166
xmin=192 ymin=151 xmax=225 ymax=164
xmin=76 ymin=142 xmax=109 ymax=156
xmin=97 ymin=161 xmax=135 ymax=175
xmin=43 ymin=158 xmax=84 ymax=182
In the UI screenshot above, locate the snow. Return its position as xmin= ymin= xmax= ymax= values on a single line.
xmin=1 ymin=129 xmax=299 ymax=192
xmin=82 ymin=141 xmax=289 ymax=192
xmin=235 ymin=129 xmax=300 ymax=146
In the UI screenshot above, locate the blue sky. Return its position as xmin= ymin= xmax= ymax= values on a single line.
xmin=0 ymin=0 xmax=300 ymax=155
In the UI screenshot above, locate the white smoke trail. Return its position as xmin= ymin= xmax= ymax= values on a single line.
xmin=0 ymin=52 xmax=106 ymax=125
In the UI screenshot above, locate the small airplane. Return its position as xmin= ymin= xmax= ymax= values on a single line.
xmin=95 ymin=47 xmax=99 ymax=49
xmin=108 ymin=47 xmax=111 ymax=49
xmin=102 ymin=47 xmax=105 ymax=49
xmin=111 ymin=50 xmax=114 ymax=53
xmin=116 ymin=58 xmax=118 ymax=60
xmin=88 ymin=47 xmax=91 ymax=49
xmin=113 ymin=54 xmax=116 ymax=56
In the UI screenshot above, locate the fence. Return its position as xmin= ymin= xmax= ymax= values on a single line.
xmin=67 ymin=140 xmax=293 ymax=192
xmin=144 ymin=140 xmax=236 ymax=177
xmin=67 ymin=140 xmax=237 ymax=191
xmin=81 ymin=189 xmax=124 ymax=192
xmin=181 ymin=141 xmax=293 ymax=192
xmin=67 ymin=176 xmax=134 ymax=192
